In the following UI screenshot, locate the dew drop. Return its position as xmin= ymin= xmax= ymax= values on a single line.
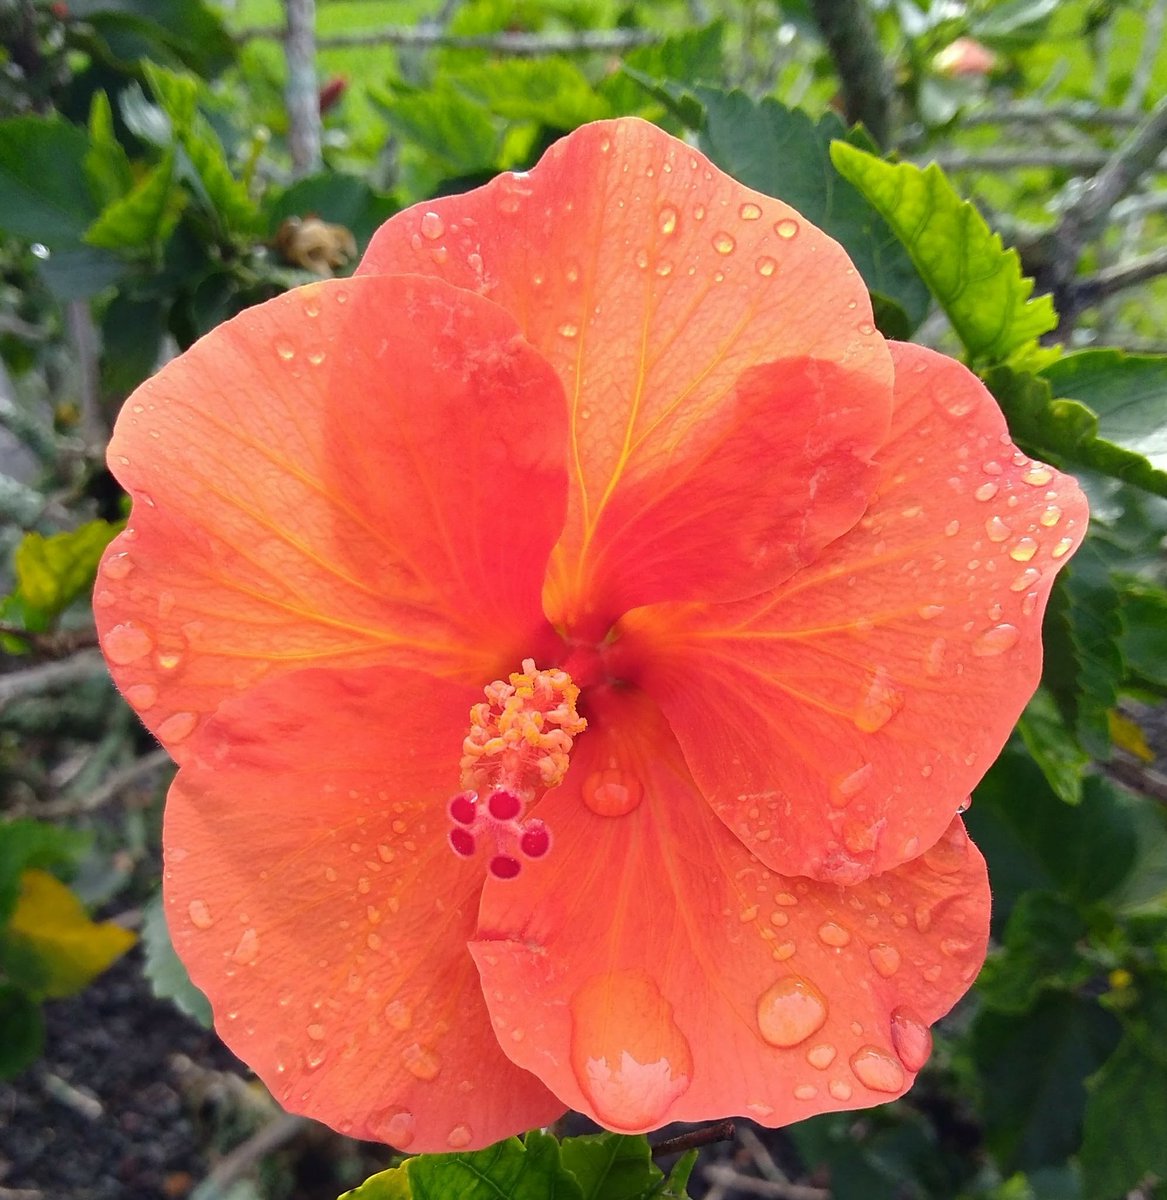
xmin=985 ymin=516 xmax=1011 ymax=542
xmin=831 ymin=762 xmax=873 ymax=807
xmin=972 ymin=623 xmax=1020 ymax=657
xmin=370 ymin=1107 xmax=415 ymax=1148
xmin=918 ymin=604 xmax=944 ymax=620
xmin=890 ymin=1007 xmax=933 ymax=1072
xmin=384 ymin=999 xmax=412 ymax=1031
xmin=974 ymin=482 xmax=998 ymax=502
xmin=817 ymin=921 xmax=851 ymax=948
xmin=857 ymin=321 xmax=875 ymax=336
xmin=773 ymin=941 xmax=796 ymax=960
xmin=793 ymin=1084 xmax=818 ymax=1100
xmin=124 ymin=683 xmax=158 ymax=711
xmin=944 ymin=520 xmax=960 ymax=537
xmin=231 ymin=927 xmax=259 ymax=964
xmin=855 ymin=669 xmax=904 ymax=733
xmin=756 ymin=976 xmax=828 ymax=1047
xmin=447 ymin=1124 xmax=473 ymax=1149
xmin=1052 ymin=537 xmax=1074 ymax=558
xmin=188 ymin=899 xmax=213 ymax=929
xmin=755 ymin=255 xmax=777 ymax=277
xmin=868 ymin=944 xmax=901 ymax=978
xmin=914 ymin=904 xmax=932 ymax=932
xmin=655 ymin=260 xmax=673 ymax=277
xmin=582 ymin=768 xmax=643 ymax=817
xmin=739 ymin=202 xmax=762 ymax=220
xmin=1040 ymin=505 xmax=1062 ymax=527
xmin=401 ymin=1042 xmax=442 ymax=1081
xmin=558 ymin=322 xmax=579 ymax=339
xmin=307 ymin=1023 xmax=325 ymax=1040
xmin=1010 ymin=567 xmax=1041 ymax=592
xmin=571 ymin=970 xmax=693 ymax=1128
xmin=829 ymin=1078 xmax=853 ymax=1101
xmin=158 ymin=710 xmax=197 ymax=743
xmin=849 ymin=1045 xmax=905 ymax=1093
xmin=1009 ymin=538 xmax=1038 ymax=562
xmin=156 ymin=651 xmax=183 ymax=671
xmin=1022 ymin=465 xmax=1053 ymax=486
xmin=658 ymin=205 xmax=678 ymax=235
xmin=420 ymin=211 xmax=445 ymax=240
xmin=274 ymin=339 xmax=295 ymax=361
xmin=807 ymin=1043 xmax=837 ymax=1069
xmin=103 ymin=553 xmax=134 ymax=580
xmin=104 ymin=623 xmax=154 ymax=665
xmin=1022 ymin=591 xmax=1039 ymax=616
xmin=712 ymin=231 xmax=736 ymax=255
xmin=923 ymin=637 xmax=946 ymax=677
xmin=775 ymin=218 xmax=799 ymax=239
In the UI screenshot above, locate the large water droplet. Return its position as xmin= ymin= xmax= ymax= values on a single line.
xmin=1052 ymin=537 xmax=1074 ymax=558
xmin=756 ymin=976 xmax=828 ymax=1047
xmin=755 ymin=255 xmax=777 ymax=277
xmin=104 ymin=623 xmax=154 ymax=665
xmin=817 ymin=922 xmax=851 ymax=948
xmin=712 ymin=231 xmax=736 ymax=255
xmin=447 ymin=1124 xmax=473 ymax=1149
xmin=831 ymin=762 xmax=873 ymax=808
xmin=855 ymin=669 xmax=904 ymax=733
xmin=188 ymin=899 xmax=214 ymax=929
xmin=103 ymin=552 xmax=134 ymax=580
xmin=1022 ymin=465 xmax=1053 ymax=486
xmin=868 ymin=944 xmax=901 ymax=978
xmin=1040 ymin=504 xmax=1062 ymax=527
xmin=401 ymin=1042 xmax=442 ymax=1081
xmin=972 ymin=623 xmax=1019 ymax=657
xmin=849 ymin=1045 xmax=905 ymax=1093
xmin=158 ymin=710 xmax=197 ymax=743
xmin=582 ymin=768 xmax=643 ymax=817
xmin=232 ymin=927 xmax=259 ymax=964
xmin=420 ymin=211 xmax=445 ymax=240
xmin=571 ymin=970 xmax=692 ymax=1129
xmin=558 ymin=322 xmax=579 ymax=339
xmin=384 ymin=999 xmax=412 ymax=1031
xmin=775 ymin=218 xmax=799 ymax=239
xmin=890 ymin=1007 xmax=933 ymax=1072
xmin=124 ymin=683 xmax=158 ymax=711
xmin=807 ymin=1043 xmax=837 ymax=1069
xmin=739 ymin=202 xmax=762 ymax=221
xmin=369 ymin=1106 xmax=415 ymax=1148
xmin=274 ymin=339 xmax=295 ymax=361
xmin=1009 ymin=537 xmax=1038 ymax=562
xmin=985 ymin=516 xmax=1011 ymax=542
xmin=658 ymin=205 xmax=678 ymax=235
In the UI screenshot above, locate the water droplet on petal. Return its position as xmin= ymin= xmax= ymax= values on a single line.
xmin=447 ymin=1124 xmax=473 ymax=1149
xmin=103 ymin=553 xmax=134 ymax=580
xmin=558 ymin=322 xmax=579 ymax=339
xmin=807 ymin=1043 xmax=837 ymax=1069
xmin=829 ymin=1078 xmax=853 ymax=1100
xmin=985 ymin=516 xmax=1011 ymax=542
xmin=849 ymin=1045 xmax=905 ymax=1093
xmin=1009 ymin=538 xmax=1038 ymax=562
xmin=384 ymin=999 xmax=412 ymax=1031
xmin=793 ymin=1084 xmax=818 ymax=1100
xmin=401 ymin=1043 xmax=442 ymax=1081
xmin=923 ymin=637 xmax=946 ymax=677
xmin=232 ymin=927 xmax=259 ymax=964
xmin=571 ymin=970 xmax=693 ymax=1129
xmin=1052 ymin=537 xmax=1074 ymax=558
xmin=420 ymin=211 xmax=445 ymax=240
xmin=158 ymin=710 xmax=197 ymax=742
xmin=775 ymin=218 xmax=799 ymax=239
xmin=817 ymin=922 xmax=851 ymax=948
xmin=831 ymin=762 xmax=873 ymax=807
xmin=124 ymin=683 xmax=158 ymax=711
xmin=369 ymin=1107 xmax=415 ymax=1148
xmin=890 ymin=1007 xmax=933 ymax=1072
xmin=712 ymin=231 xmax=735 ymax=255
xmin=1023 ymin=465 xmax=1054 ymax=486
xmin=855 ymin=669 xmax=904 ymax=733
xmin=755 ymin=255 xmax=777 ymax=277
xmin=757 ymin=976 xmax=828 ymax=1047
xmin=869 ymin=944 xmax=901 ymax=978
xmin=1040 ymin=505 xmax=1062 ymax=527
xmin=740 ymin=202 xmax=762 ymax=221
xmin=582 ymin=769 xmax=643 ymax=817
xmin=188 ymin=899 xmax=213 ymax=929
xmin=972 ymin=623 xmax=1019 ymax=657
xmin=274 ymin=339 xmax=295 ymax=361
xmin=944 ymin=520 xmax=960 ymax=537
xmin=974 ymin=482 xmax=998 ymax=502
xmin=658 ymin=205 xmax=678 ymax=235
xmin=104 ymin=623 xmax=154 ymax=665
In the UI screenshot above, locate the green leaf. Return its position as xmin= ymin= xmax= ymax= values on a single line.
xmin=560 ymin=1132 xmax=678 ymax=1200
xmin=985 ymin=365 xmax=1167 ymax=498
xmin=454 ymin=59 xmax=610 ymax=130
xmin=977 ymin=891 xmax=1090 ymax=1013
xmin=0 ymin=820 xmax=88 ymax=925
xmin=603 ymin=23 xmax=726 ymax=117
xmin=695 ymin=92 xmax=930 ymax=333
xmin=1016 ymin=688 xmax=1089 ymax=805
xmin=1040 ymin=350 xmax=1167 ymax=478
xmin=1041 ymin=539 xmax=1124 ymax=759
xmin=100 ymin=292 xmax=166 ymax=396
xmin=830 ymin=143 xmax=1057 ymax=363
xmin=1080 ymin=1032 xmax=1167 ymax=1199
xmin=66 ymin=0 xmax=235 ymax=77
xmin=12 ymin=519 xmax=122 ymax=626
xmin=140 ymin=892 xmax=212 ymax=1027
xmin=971 ymin=993 xmax=1121 ymax=1171
xmin=340 ymin=1131 xmax=584 ymax=1200
xmin=84 ymin=149 xmax=184 ymax=252
xmin=84 ymin=91 xmax=134 ymax=209
xmin=369 ymin=81 xmax=500 ymax=179
xmin=0 ymin=985 xmax=44 ymax=1079
xmin=1120 ymin=583 xmax=1167 ymax=690
xmin=0 ymin=115 xmax=99 ymax=246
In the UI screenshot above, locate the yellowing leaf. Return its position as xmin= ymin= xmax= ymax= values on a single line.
xmin=6 ymin=870 xmax=135 ymax=998
xmin=13 ymin=519 xmax=122 ymax=623
xmin=1110 ymin=711 xmax=1155 ymax=763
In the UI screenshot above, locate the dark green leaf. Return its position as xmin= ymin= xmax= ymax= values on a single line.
xmin=0 ymin=116 xmax=99 ymax=246
xmin=1080 ymin=1031 xmax=1167 ymax=1199
xmin=603 ymin=24 xmax=726 ymax=117
xmin=561 ymin=1132 xmax=668 ymax=1200
xmin=971 ymin=993 xmax=1121 ymax=1171
xmin=977 ymin=891 xmax=1090 ymax=1012
xmin=100 ymin=292 xmax=166 ymax=396
xmin=0 ymin=986 xmax=44 ymax=1079
xmin=340 ymin=1131 xmax=584 ymax=1199
xmin=985 ymin=365 xmax=1167 ymax=499
xmin=1120 ymin=584 xmax=1167 ymax=690
xmin=85 ymin=149 xmax=184 ymax=252
xmin=830 ymin=144 xmax=1057 ymax=362
xmin=66 ymin=0 xmax=235 ymax=77
xmin=36 ymin=245 xmax=129 ymax=300
xmin=454 ymin=59 xmax=610 ymax=129
xmin=1016 ymin=688 xmax=1089 ymax=805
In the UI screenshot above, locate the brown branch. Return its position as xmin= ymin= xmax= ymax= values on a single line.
xmin=703 ymin=1164 xmax=831 ymax=1200
xmin=1073 ymin=245 xmax=1167 ymax=306
xmin=651 ymin=1119 xmax=735 ymax=1158
xmin=808 ymin=0 xmax=894 ymax=147
xmin=0 ymin=648 xmax=106 ymax=711
xmin=238 ymin=24 xmax=662 ymax=55
xmin=284 ymin=0 xmax=322 ymax=178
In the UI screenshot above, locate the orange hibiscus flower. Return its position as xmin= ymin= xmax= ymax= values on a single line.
xmin=95 ymin=118 xmax=1086 ymax=1153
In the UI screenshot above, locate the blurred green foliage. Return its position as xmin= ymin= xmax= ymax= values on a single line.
xmin=2 ymin=1 xmax=1167 ymax=1198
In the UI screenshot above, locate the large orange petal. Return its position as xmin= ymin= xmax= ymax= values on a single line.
xmin=357 ymin=118 xmax=892 ymax=633
xmin=472 ymin=688 xmax=988 ymax=1132
xmin=164 ymin=666 xmax=564 ymax=1152
xmin=622 ymin=342 xmax=1088 ymax=883
xmin=95 ymin=275 xmax=567 ymax=760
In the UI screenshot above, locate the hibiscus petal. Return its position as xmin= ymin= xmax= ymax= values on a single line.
xmin=95 ymin=276 xmax=567 ymax=758
xmin=623 ymin=342 xmax=1088 ymax=883
xmin=472 ymin=688 xmax=988 ymax=1132
xmin=357 ymin=117 xmax=892 ymax=633
xmin=164 ymin=666 xmax=564 ymax=1152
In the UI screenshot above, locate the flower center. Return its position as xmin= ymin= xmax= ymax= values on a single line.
xmin=446 ymin=658 xmax=586 ymax=879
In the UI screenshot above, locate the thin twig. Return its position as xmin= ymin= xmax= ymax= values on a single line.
xmin=193 ymin=1113 xmax=309 ymax=1200
xmin=807 ymin=0 xmax=893 ymax=147
xmin=37 ymin=747 xmax=174 ymax=818
xmin=651 ymin=1119 xmax=735 ymax=1159
xmin=960 ymin=101 xmax=1145 ymax=129
xmin=1074 ymin=246 xmax=1167 ymax=306
xmin=284 ymin=0 xmax=322 ymax=178
xmin=703 ymin=1164 xmax=831 ymax=1200
xmin=0 ymin=649 xmax=106 ymax=710
xmin=238 ymin=24 xmax=661 ymax=54
xmin=929 ymin=148 xmax=1167 ymax=172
